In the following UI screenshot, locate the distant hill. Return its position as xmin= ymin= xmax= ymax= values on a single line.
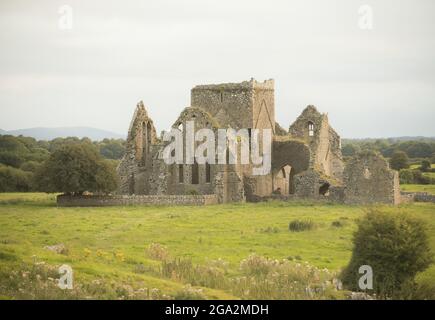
xmin=0 ymin=127 xmax=125 ymax=141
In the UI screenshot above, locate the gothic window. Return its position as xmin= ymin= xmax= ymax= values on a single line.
xmin=308 ymin=122 xmax=314 ymax=137
xmin=146 ymin=122 xmax=152 ymax=150
xmin=141 ymin=122 xmax=148 ymax=165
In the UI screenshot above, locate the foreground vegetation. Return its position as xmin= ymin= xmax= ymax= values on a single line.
xmin=0 ymin=193 xmax=434 ymax=299
xmin=0 ymin=135 xmax=123 ymax=192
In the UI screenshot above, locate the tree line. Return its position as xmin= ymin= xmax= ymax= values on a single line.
xmin=342 ymin=138 xmax=435 ymax=160
xmin=0 ymin=135 xmax=125 ymax=193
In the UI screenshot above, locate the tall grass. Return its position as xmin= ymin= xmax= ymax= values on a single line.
xmin=155 ymin=248 xmax=344 ymax=300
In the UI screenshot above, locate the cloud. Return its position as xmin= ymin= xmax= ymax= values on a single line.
xmin=0 ymin=0 xmax=434 ymax=137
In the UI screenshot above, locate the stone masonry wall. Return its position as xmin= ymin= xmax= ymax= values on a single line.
xmin=57 ymin=194 xmax=218 ymax=207
xmin=343 ymin=152 xmax=400 ymax=205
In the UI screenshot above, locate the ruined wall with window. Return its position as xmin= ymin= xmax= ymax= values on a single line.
xmin=165 ymin=107 xmax=219 ymax=196
xmin=289 ymin=105 xmax=344 ymax=182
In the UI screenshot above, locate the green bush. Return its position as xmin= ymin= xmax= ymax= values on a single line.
xmin=33 ymin=142 xmax=119 ymax=194
xmin=331 ymin=220 xmax=344 ymax=228
xmin=420 ymin=160 xmax=431 ymax=172
xmin=341 ymin=210 xmax=432 ymax=299
xmin=288 ymin=219 xmax=315 ymax=232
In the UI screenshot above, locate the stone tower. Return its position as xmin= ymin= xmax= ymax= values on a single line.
xmin=191 ymin=78 xmax=275 ymax=133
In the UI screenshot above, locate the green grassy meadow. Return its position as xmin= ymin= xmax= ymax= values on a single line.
xmin=0 ymin=193 xmax=434 ymax=299
xmin=400 ymin=184 xmax=435 ymax=194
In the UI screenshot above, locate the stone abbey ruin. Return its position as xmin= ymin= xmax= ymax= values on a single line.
xmin=116 ymin=78 xmax=401 ymax=205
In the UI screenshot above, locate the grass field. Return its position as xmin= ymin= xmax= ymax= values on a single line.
xmin=409 ymin=163 xmax=435 ymax=179
xmin=400 ymin=184 xmax=435 ymax=194
xmin=0 ymin=193 xmax=434 ymax=300
xmin=409 ymin=164 xmax=435 ymax=169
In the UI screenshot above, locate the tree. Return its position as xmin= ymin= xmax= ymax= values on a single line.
xmin=432 ymin=153 xmax=435 ymax=165
xmin=341 ymin=210 xmax=432 ymax=299
xmin=97 ymin=139 xmax=126 ymax=160
xmin=34 ymin=142 xmax=119 ymax=194
xmin=342 ymin=144 xmax=360 ymax=157
xmin=389 ymin=151 xmax=409 ymax=171
xmin=0 ymin=165 xmax=32 ymax=192
xmin=420 ymin=160 xmax=431 ymax=172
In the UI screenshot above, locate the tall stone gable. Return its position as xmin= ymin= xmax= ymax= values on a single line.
xmin=289 ymin=105 xmax=344 ymax=182
xmin=117 ymin=101 xmax=158 ymax=195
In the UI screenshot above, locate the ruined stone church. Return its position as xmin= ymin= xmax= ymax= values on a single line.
xmin=117 ymin=78 xmax=401 ymax=205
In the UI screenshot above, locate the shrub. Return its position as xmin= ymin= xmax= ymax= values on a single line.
xmin=341 ymin=210 xmax=432 ymax=299
xmin=240 ymin=254 xmax=279 ymax=276
xmin=420 ymin=160 xmax=431 ymax=172
xmin=289 ymin=219 xmax=315 ymax=232
xmin=331 ymin=220 xmax=344 ymax=228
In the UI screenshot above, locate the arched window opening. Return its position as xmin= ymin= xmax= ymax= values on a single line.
xmin=192 ymin=161 xmax=199 ymax=184
xmin=308 ymin=121 xmax=314 ymax=137
xmin=147 ymin=122 xmax=152 ymax=150
xmin=220 ymin=91 xmax=224 ymax=102
xmin=226 ymin=146 xmax=230 ymax=165
xmin=141 ymin=122 xmax=148 ymax=165
xmin=206 ymin=163 xmax=211 ymax=183
xmin=274 ymin=165 xmax=293 ymax=195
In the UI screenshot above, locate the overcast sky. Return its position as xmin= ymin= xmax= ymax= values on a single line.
xmin=0 ymin=0 xmax=434 ymax=138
